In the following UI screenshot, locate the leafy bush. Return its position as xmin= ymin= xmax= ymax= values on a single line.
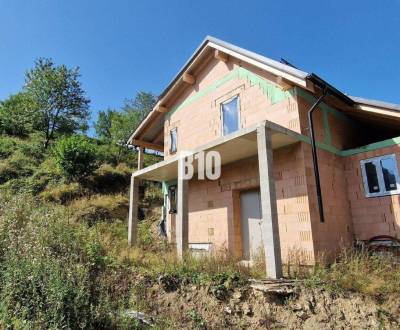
xmin=54 ymin=135 xmax=99 ymax=181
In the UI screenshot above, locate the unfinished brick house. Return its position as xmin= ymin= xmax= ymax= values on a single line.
xmin=127 ymin=36 xmax=400 ymax=278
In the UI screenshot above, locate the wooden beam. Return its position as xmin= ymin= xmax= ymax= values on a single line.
xmin=131 ymin=139 xmax=164 ymax=152
xmin=276 ymin=76 xmax=293 ymax=91
xmin=156 ymin=105 xmax=168 ymax=113
xmin=137 ymin=147 xmax=144 ymax=170
xmin=214 ymin=49 xmax=229 ymax=62
xmin=182 ymin=72 xmax=195 ymax=85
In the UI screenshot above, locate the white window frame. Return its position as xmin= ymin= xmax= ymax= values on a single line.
xmin=169 ymin=127 xmax=177 ymax=154
xmin=220 ymin=95 xmax=241 ymax=136
xmin=360 ymin=154 xmax=400 ymax=198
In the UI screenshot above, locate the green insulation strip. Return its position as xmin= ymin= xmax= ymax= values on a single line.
xmin=166 ymin=67 xmax=293 ymax=120
xmin=236 ymin=67 xmax=293 ymax=104
xmin=322 ymin=108 xmax=332 ymax=145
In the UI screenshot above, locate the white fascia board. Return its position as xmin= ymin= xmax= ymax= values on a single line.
xmin=208 ymin=42 xmax=308 ymax=88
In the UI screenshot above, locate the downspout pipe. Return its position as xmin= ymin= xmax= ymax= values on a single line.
xmin=307 ymin=87 xmax=328 ymax=223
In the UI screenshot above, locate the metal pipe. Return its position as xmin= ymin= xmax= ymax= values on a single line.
xmin=307 ymin=87 xmax=328 ymax=223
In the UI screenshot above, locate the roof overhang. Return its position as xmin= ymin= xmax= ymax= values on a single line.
xmin=127 ymin=36 xmax=400 ymax=150
xmin=133 ymin=120 xmax=303 ymax=182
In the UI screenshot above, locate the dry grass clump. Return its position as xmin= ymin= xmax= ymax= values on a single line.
xmin=143 ymin=182 xmax=163 ymax=205
xmin=304 ymin=248 xmax=400 ymax=297
xmin=39 ymin=182 xmax=83 ymax=204
xmin=0 ymin=151 xmax=35 ymax=184
xmin=85 ymin=163 xmax=132 ymax=194
xmin=69 ymin=194 xmax=128 ymax=225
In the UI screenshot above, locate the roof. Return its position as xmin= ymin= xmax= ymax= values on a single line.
xmin=128 ymin=36 xmax=400 ymax=147
xmin=350 ymin=96 xmax=400 ymax=112
xmin=158 ymin=36 xmax=309 ymax=100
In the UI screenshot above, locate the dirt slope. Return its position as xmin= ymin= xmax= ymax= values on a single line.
xmin=137 ymin=281 xmax=399 ymax=329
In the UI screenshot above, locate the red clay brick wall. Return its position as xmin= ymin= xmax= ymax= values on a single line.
xmin=186 ymin=144 xmax=315 ymax=264
xmin=274 ymin=144 xmax=315 ymax=264
xmin=345 ymin=146 xmax=400 ymax=240
xmin=302 ymin=144 xmax=354 ymax=259
xmin=163 ymin=57 xmax=299 ymax=157
xmin=297 ymin=97 xmax=355 ymax=259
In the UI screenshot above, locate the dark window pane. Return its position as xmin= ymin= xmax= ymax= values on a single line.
xmin=381 ymin=158 xmax=398 ymax=191
xmin=169 ymin=185 xmax=177 ymax=213
xmin=170 ymin=129 xmax=177 ymax=153
xmin=365 ymin=162 xmax=380 ymax=193
xmin=222 ymin=97 xmax=239 ymax=135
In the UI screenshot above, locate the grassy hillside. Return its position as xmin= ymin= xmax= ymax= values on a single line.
xmin=0 ymin=134 xmax=399 ymax=329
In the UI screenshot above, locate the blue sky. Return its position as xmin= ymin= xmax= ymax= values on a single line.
xmin=1 ymin=0 xmax=400 ymax=134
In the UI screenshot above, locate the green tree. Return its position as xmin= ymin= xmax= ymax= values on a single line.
xmin=54 ymin=135 xmax=98 ymax=181
xmin=0 ymin=92 xmax=37 ymax=136
xmin=110 ymin=110 xmax=140 ymax=145
xmin=95 ymin=91 xmax=156 ymax=144
xmin=94 ymin=108 xmax=114 ymax=141
xmin=122 ymin=91 xmax=156 ymax=122
xmin=24 ymin=58 xmax=90 ymax=148
xmin=94 ymin=109 xmax=140 ymax=164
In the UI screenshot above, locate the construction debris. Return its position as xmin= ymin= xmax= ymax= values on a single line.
xmin=249 ymin=278 xmax=298 ymax=295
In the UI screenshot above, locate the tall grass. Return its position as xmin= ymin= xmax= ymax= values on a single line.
xmin=304 ymin=248 xmax=400 ymax=296
xmin=0 ymin=194 xmax=135 ymax=329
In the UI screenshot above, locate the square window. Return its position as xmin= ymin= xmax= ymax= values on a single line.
xmin=221 ymin=96 xmax=240 ymax=135
xmin=170 ymin=128 xmax=177 ymax=153
xmin=360 ymin=154 xmax=400 ymax=197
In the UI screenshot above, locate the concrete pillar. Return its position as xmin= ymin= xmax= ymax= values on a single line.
xmin=128 ymin=174 xmax=139 ymax=247
xmin=137 ymin=147 xmax=145 ymax=199
xmin=257 ymin=125 xmax=283 ymax=279
xmin=138 ymin=147 xmax=144 ymax=170
xmin=176 ymin=157 xmax=189 ymax=259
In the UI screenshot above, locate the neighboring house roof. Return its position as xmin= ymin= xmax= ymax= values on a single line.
xmin=128 ymin=36 xmax=400 ymax=147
